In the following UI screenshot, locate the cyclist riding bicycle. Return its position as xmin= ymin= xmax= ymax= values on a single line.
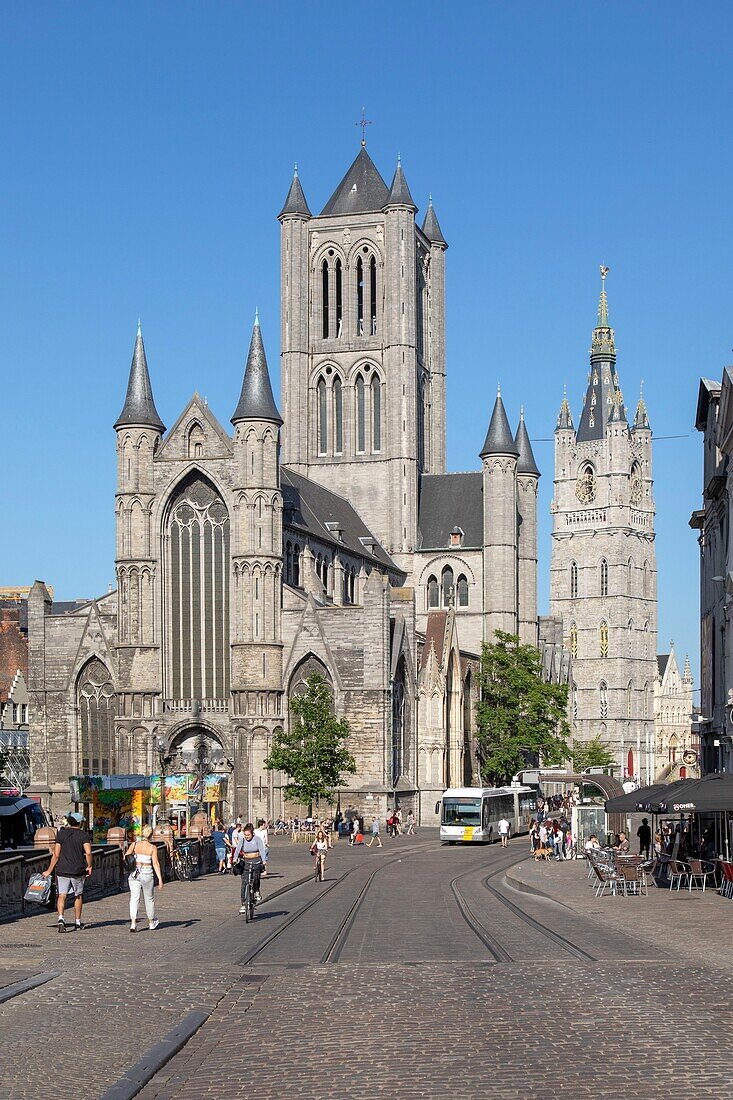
xmin=311 ymin=827 xmax=328 ymax=881
xmin=233 ymin=822 xmax=267 ymax=913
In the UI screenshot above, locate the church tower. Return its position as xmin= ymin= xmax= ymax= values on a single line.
xmin=549 ymin=270 xmax=657 ymax=783
xmin=481 ymin=389 xmax=519 ymax=641
xmin=278 ymin=143 xmax=447 ymax=556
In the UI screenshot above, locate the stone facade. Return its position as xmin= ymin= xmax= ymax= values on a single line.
xmin=654 ymin=646 xmax=697 ymax=781
xmin=26 ymin=146 xmax=544 ymax=824
xmin=549 ymin=272 xmax=658 ymax=783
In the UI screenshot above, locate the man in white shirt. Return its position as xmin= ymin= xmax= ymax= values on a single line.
xmin=498 ymin=817 xmax=511 ymax=848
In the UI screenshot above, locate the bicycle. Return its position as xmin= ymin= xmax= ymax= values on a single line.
xmin=314 ymin=851 xmax=326 ymax=883
xmin=241 ymin=861 xmax=258 ymax=922
xmin=172 ymin=845 xmax=193 ymax=882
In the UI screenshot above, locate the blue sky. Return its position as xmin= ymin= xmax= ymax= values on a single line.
xmin=4 ymin=2 xmax=731 ymax=686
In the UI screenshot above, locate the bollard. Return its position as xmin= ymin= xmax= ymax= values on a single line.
xmin=34 ymin=826 xmax=57 ymax=854
xmin=106 ymin=826 xmax=128 ymax=850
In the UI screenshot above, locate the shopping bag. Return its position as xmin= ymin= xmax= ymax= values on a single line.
xmin=24 ymin=873 xmax=52 ymax=906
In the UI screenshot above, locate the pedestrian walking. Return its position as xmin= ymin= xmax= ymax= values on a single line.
xmin=405 ymin=810 xmax=416 ymax=836
xmin=498 ymin=816 xmax=511 ymax=848
xmin=637 ymin=817 xmax=652 ymax=859
xmin=125 ymin=825 xmax=164 ymax=931
xmin=42 ymin=812 xmax=93 ymax=932
xmin=213 ymin=820 xmax=228 ymax=874
xmin=367 ymin=817 xmax=383 ymax=848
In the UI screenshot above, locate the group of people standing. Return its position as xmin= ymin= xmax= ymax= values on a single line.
xmin=529 ymin=816 xmax=574 ymax=860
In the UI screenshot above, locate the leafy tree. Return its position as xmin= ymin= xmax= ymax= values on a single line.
xmin=571 ymin=735 xmax=616 ymax=773
xmin=475 ymin=631 xmax=570 ymax=786
xmin=265 ymin=673 xmax=356 ymax=815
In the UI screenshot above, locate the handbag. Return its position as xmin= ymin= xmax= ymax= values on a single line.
xmin=232 ymin=859 xmax=243 ymax=876
xmin=24 ymin=873 xmax=53 ymax=906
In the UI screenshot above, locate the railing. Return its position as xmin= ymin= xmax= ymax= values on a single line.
xmin=630 ymin=509 xmax=651 ymax=528
xmin=163 ymin=699 xmax=229 ymax=714
xmin=565 ymin=509 xmax=607 ymax=527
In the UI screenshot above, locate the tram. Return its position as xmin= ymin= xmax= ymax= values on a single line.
xmin=438 ymin=786 xmax=537 ymax=844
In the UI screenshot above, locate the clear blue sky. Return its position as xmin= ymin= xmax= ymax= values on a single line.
xmin=5 ymin=2 xmax=731 ymax=685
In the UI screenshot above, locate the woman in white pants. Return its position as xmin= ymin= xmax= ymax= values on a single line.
xmin=125 ymin=825 xmax=164 ymax=932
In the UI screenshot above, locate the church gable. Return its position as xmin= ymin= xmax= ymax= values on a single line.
xmin=156 ymin=395 xmax=233 ymax=462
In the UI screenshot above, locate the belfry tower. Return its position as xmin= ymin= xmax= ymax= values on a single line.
xmin=278 ymin=145 xmax=447 ymax=556
xmin=549 ymin=269 xmax=657 ymax=783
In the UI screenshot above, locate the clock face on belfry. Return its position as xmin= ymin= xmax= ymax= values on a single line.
xmin=630 ymin=475 xmax=642 ymax=505
xmin=575 ymin=466 xmax=596 ymax=503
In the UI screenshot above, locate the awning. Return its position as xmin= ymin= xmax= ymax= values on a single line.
xmin=605 ymin=783 xmax=670 ymax=814
xmin=636 ymin=778 xmax=695 ymax=813
xmin=658 ymin=773 xmax=733 ymax=813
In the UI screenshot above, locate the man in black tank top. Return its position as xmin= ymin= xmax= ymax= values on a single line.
xmin=43 ymin=812 xmax=93 ymax=932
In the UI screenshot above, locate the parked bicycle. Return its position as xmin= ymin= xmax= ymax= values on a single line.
xmin=172 ymin=844 xmax=193 ymax=882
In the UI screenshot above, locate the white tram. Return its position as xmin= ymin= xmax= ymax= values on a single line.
xmin=438 ymin=786 xmax=537 ymax=844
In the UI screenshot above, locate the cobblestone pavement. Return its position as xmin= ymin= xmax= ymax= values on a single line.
xmin=2 ymin=835 xmax=733 ymax=1099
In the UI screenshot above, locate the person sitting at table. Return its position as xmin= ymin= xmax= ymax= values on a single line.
xmin=614 ymin=832 xmax=630 ymax=853
xmin=584 ymin=834 xmax=601 ymax=852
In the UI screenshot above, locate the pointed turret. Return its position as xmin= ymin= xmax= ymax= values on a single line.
xmin=577 ymin=267 xmax=622 ymax=442
xmin=320 ymin=147 xmax=389 ymax=216
xmin=278 ymin=163 xmax=311 ymax=220
xmin=608 ymin=388 xmax=627 ymax=425
xmin=480 ymin=388 xmax=519 ymax=458
xmin=114 ymin=323 xmax=165 ymax=432
xmin=683 ymin=655 xmax=693 ymax=683
xmin=231 ymin=313 xmax=283 ymax=425
xmin=422 ymin=195 xmax=447 ymax=247
xmin=633 ymin=385 xmax=651 ymax=430
xmin=556 ymin=390 xmax=574 ymax=430
xmin=384 ymin=156 xmax=417 ymax=211
xmin=515 ymin=409 xmax=540 ymax=476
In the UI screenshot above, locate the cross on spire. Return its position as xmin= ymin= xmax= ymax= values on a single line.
xmin=356 ymin=106 xmax=372 ymax=147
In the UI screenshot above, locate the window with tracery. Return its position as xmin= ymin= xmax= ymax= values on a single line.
xmin=427 ymin=575 xmax=439 ymax=609
xmin=457 ymin=575 xmax=469 ymax=607
xmin=442 ymin=565 xmax=454 ymax=607
xmin=627 ymin=681 xmax=633 ymax=719
xmin=166 ymin=472 xmax=230 ymax=700
xmin=599 ymin=680 xmax=608 ymax=720
xmin=317 ymin=378 xmax=328 ymax=454
xmin=569 ymin=621 xmax=578 ymax=658
xmin=333 ymin=378 xmax=343 ymax=453
xmin=78 ymin=658 xmax=116 ymax=774
xmin=572 ymin=682 xmax=578 ymax=720
xmin=570 ymin=561 xmax=578 ymax=599
xmin=599 ymin=620 xmax=609 ymax=658
xmin=371 ymin=374 xmax=381 ymax=452
xmin=356 ymin=376 xmax=366 ymax=452
xmin=391 ymin=659 xmax=406 ymax=785
xmin=600 ymin=558 xmax=608 ymax=597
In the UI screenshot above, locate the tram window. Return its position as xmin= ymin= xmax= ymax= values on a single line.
xmin=442 ymin=799 xmax=481 ymax=826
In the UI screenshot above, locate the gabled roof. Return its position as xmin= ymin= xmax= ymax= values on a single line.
xmin=657 ymin=654 xmax=670 ymax=679
xmin=278 ymin=167 xmax=311 ymax=219
xmin=320 ymin=148 xmax=389 ymax=217
xmin=384 ymin=161 xmax=416 ymax=211
xmin=114 ymin=325 xmax=165 ymax=432
xmin=231 ymin=316 xmax=282 ymax=425
xmin=281 ymin=468 xmax=402 ymax=576
xmin=480 ymin=392 xmax=519 ymax=458
xmin=417 ymin=472 xmax=483 ymax=549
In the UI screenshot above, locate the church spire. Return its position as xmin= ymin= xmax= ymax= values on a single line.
xmin=278 ymin=163 xmax=311 ymax=219
xmin=577 ymin=267 xmax=622 ymax=442
xmin=422 ymin=195 xmax=447 ymax=247
xmin=231 ymin=313 xmax=283 ymax=425
xmin=480 ymin=388 xmax=519 ymax=458
xmin=515 ymin=408 xmax=540 ymax=476
xmin=114 ymin=323 xmax=165 ymax=432
xmin=556 ymin=387 xmax=574 ymax=431
xmin=384 ymin=155 xmax=417 ymax=211
xmin=590 ymin=264 xmax=616 ymax=363
xmin=633 ymin=382 xmax=651 ymax=430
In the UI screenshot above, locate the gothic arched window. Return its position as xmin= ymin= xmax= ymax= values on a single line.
xmin=356 ymin=375 xmax=366 ymax=452
xmin=627 ymin=680 xmax=633 ymax=719
xmin=333 ymin=377 xmax=343 ymax=454
xmin=642 ymin=681 xmax=649 ymax=719
xmin=166 ymin=472 xmax=230 ymax=700
xmin=391 ymin=658 xmax=406 ymax=784
xmin=600 ymin=558 xmax=608 ymax=597
xmin=188 ymin=422 xmax=205 ymax=459
xmin=643 ymin=561 xmax=650 ymax=599
xmin=628 ymin=619 xmax=633 ymax=657
xmin=335 ymin=258 xmax=343 ymax=336
xmin=78 ymin=658 xmax=116 ymax=775
xmin=370 ymin=255 xmax=377 ymax=334
xmin=371 ymin=374 xmax=381 ymax=452
xmin=285 ymin=541 xmax=292 ymax=585
xmin=599 ymin=620 xmax=609 ymax=658
xmin=569 ymin=621 xmax=578 ymax=658
xmin=457 ymin=575 xmax=469 ymax=607
xmin=570 ymin=561 xmax=578 ymax=599
xmin=322 ymin=259 xmax=329 ymax=339
xmin=442 ymin=565 xmax=454 ymax=607
xmin=627 ymin=558 xmax=634 ymax=595
xmin=572 ymin=681 xmax=578 ymax=720
xmin=317 ymin=378 xmax=328 ymax=455
xmin=599 ymin=680 xmax=608 ymax=720
xmin=356 ymin=256 xmax=364 ymax=335
xmin=292 ymin=543 xmax=301 ymax=587
xmin=427 ymin=575 xmax=439 ymax=609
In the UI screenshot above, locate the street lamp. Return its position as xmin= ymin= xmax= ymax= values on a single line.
xmin=155 ymin=736 xmax=172 ymax=820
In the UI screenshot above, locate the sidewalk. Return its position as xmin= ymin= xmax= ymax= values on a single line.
xmin=505 ymin=853 xmax=732 ymax=971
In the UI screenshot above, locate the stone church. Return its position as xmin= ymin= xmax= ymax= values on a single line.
xmin=549 ymin=271 xmax=658 ymax=784
xmin=27 ymin=144 xmax=546 ymax=824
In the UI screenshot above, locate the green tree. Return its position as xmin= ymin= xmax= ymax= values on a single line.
xmin=265 ymin=673 xmax=356 ymax=815
xmin=571 ymin=734 xmax=616 ymax=773
xmin=476 ymin=631 xmax=570 ymax=786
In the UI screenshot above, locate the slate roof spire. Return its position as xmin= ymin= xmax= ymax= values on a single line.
xmin=384 ymin=154 xmax=417 ymax=211
xmin=556 ymin=386 xmax=574 ymax=430
xmin=633 ymin=383 xmax=651 ymax=430
xmin=320 ymin=147 xmax=389 ymax=216
xmin=231 ymin=312 xmax=283 ymax=425
xmin=114 ymin=322 xmax=165 ymax=432
xmin=590 ymin=264 xmax=616 ymax=363
xmin=480 ymin=386 xmax=519 ymax=458
xmin=278 ymin=162 xmax=311 ymax=220
xmin=422 ymin=194 xmax=447 ymax=247
xmin=515 ymin=408 xmax=540 ymax=476
xmin=577 ymin=267 xmax=622 ymax=442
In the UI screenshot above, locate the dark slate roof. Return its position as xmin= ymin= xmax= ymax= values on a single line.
xmin=278 ymin=168 xmax=311 ymax=219
xmin=417 ymin=473 xmax=483 ymax=549
xmin=320 ymin=148 xmax=389 ymax=216
xmin=657 ymin=654 xmax=670 ymax=679
xmin=421 ymin=200 xmax=447 ymax=246
xmin=576 ymin=360 xmax=622 ymax=442
xmin=515 ymin=415 xmax=540 ymax=477
xmin=231 ymin=317 xmax=283 ymax=425
xmin=480 ymin=393 xmax=519 ymax=458
xmin=114 ymin=326 xmax=165 ymax=432
xmin=424 ymin=612 xmax=448 ymax=666
xmin=385 ymin=161 xmax=417 ymax=210
xmin=280 ymin=468 xmax=401 ymax=575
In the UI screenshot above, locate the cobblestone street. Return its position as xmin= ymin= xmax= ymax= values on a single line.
xmin=2 ymin=836 xmax=733 ymax=1099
